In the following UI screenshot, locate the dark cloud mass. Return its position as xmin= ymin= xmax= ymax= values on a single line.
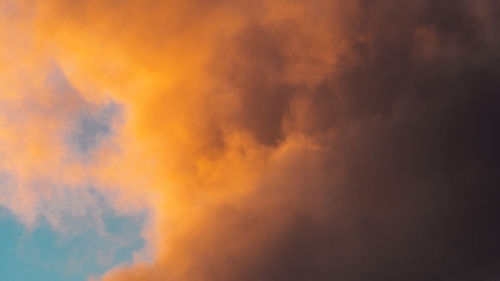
xmin=180 ymin=1 xmax=500 ymax=281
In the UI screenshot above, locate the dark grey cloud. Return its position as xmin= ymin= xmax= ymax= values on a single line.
xmin=193 ymin=1 xmax=500 ymax=280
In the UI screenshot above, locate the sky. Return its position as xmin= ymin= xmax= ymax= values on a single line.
xmin=0 ymin=0 xmax=500 ymax=281
xmin=0 ymin=205 xmax=145 ymax=281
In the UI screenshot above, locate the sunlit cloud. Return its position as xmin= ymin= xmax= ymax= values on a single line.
xmin=1 ymin=0 xmax=500 ymax=280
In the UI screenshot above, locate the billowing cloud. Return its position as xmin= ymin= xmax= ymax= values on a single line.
xmin=1 ymin=0 xmax=500 ymax=280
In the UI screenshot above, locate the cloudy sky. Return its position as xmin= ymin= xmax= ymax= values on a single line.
xmin=0 ymin=0 xmax=500 ymax=280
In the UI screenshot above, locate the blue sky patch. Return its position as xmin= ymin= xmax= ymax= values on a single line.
xmin=0 ymin=201 xmax=146 ymax=281
xmin=70 ymin=102 xmax=122 ymax=154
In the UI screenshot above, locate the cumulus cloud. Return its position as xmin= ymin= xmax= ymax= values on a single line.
xmin=1 ymin=0 xmax=499 ymax=280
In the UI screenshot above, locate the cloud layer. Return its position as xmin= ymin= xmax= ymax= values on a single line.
xmin=1 ymin=0 xmax=500 ymax=280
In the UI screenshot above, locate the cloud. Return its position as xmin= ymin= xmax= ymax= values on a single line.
xmin=1 ymin=0 xmax=500 ymax=281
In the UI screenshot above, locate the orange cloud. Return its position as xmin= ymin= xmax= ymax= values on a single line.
xmin=0 ymin=0 xmax=347 ymax=276
xmin=3 ymin=0 xmax=500 ymax=280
